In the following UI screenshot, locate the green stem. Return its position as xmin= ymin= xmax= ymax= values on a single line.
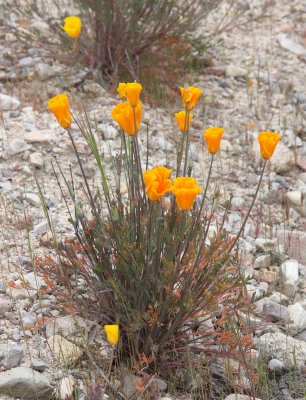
xmin=176 ymin=110 xmax=189 ymax=176
xmin=181 ymin=154 xmax=214 ymax=261
xmin=229 ymin=160 xmax=267 ymax=252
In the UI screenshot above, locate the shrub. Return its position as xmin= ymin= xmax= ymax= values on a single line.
xmin=33 ymin=84 xmax=282 ymax=397
xmin=75 ymin=0 xmax=222 ymax=88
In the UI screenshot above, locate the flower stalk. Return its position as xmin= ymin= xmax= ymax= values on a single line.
xmin=229 ymin=160 xmax=267 ymax=252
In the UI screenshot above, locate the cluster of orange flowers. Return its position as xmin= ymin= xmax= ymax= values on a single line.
xmin=47 ymin=81 xmax=281 ymax=211
xmin=143 ymin=166 xmax=201 ymax=211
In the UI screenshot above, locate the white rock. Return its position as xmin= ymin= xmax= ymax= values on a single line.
xmin=47 ymin=335 xmax=83 ymax=367
xmin=30 ymin=152 xmax=44 ymax=168
xmin=268 ymin=358 xmax=286 ymax=372
xmin=254 ymin=254 xmax=271 ymax=269
xmin=19 ymin=57 xmax=35 ymax=67
xmin=256 ymin=331 xmax=306 ymax=368
xmin=287 ymin=303 xmax=306 ymax=335
xmin=270 ymin=142 xmax=294 ymax=174
xmin=58 ymin=375 xmax=75 ymax=399
xmin=0 ymin=93 xmax=20 ymax=110
xmin=23 ymin=193 xmax=40 ymax=207
xmin=3 ymin=346 xmax=23 ymax=369
xmin=278 ymin=33 xmax=306 ymax=56
xmin=220 ymin=139 xmax=233 ymax=152
xmin=35 ymin=63 xmax=56 ymax=80
xmin=255 ymin=238 xmax=277 ymax=252
xmin=285 ymin=191 xmax=306 ymax=217
xmin=10 ymin=272 xmax=44 ymax=300
xmin=225 ymin=64 xmax=248 ymax=77
xmin=269 ymin=292 xmax=290 ymax=306
xmin=0 ymin=299 xmax=12 ymax=317
xmin=34 ymin=220 xmax=49 ymax=236
xmin=0 ymin=367 xmax=52 ymax=399
xmin=24 ymin=130 xmax=52 ymax=144
xmin=280 ymin=259 xmax=299 ymax=285
xmin=6 ymin=139 xmax=30 ymax=156
xmin=285 ymin=191 xmax=302 ymax=207
xmin=30 ymin=20 xmax=51 ymax=37
xmin=101 ymin=124 xmax=119 ymax=139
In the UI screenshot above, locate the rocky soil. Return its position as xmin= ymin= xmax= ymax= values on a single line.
xmin=0 ymin=0 xmax=306 ymax=399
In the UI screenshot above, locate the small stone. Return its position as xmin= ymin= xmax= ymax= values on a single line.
xmin=0 ymin=93 xmax=20 ymax=110
xmin=254 ymin=254 xmax=271 ymax=269
xmin=23 ymin=193 xmax=40 ymax=207
xmin=47 ymin=335 xmax=83 ymax=367
xmin=280 ymin=260 xmax=299 ymax=285
xmin=33 ymin=220 xmax=49 ymax=236
xmin=285 ymin=191 xmax=306 ymax=217
xmin=220 ymin=139 xmax=233 ymax=152
xmin=24 ymin=130 xmax=52 ymax=144
xmin=287 ymin=303 xmax=306 ymax=335
xmin=35 ymin=63 xmax=56 ymax=80
xmin=255 ymin=238 xmax=277 ymax=253
xmin=270 ymin=142 xmax=294 ymax=174
xmin=256 ymin=331 xmax=306 ymax=368
xmin=31 ymin=358 xmax=46 ymax=372
xmin=278 ymin=33 xmax=306 ymax=56
xmin=281 ymin=282 xmax=297 ymax=298
xmin=21 ymin=311 xmax=36 ymax=326
xmin=101 ymin=124 xmax=119 ymax=139
xmin=269 ymin=292 xmax=290 ymax=306
xmin=225 ymin=64 xmax=248 ymax=78
xmin=285 ymin=191 xmax=302 ymax=206
xmin=0 ymin=366 xmax=52 ymax=399
xmin=3 ymin=346 xmax=23 ymax=369
xmin=152 ymin=377 xmax=167 ymax=391
xmin=45 ymin=315 xmax=94 ymax=345
xmin=254 ymin=298 xmax=290 ymax=322
xmin=30 ymin=152 xmax=44 ymax=168
xmin=58 ymin=375 xmax=75 ymax=399
xmin=6 ymin=139 xmax=30 ymax=156
xmin=259 ymin=267 xmax=279 ymax=285
xmin=231 ymin=196 xmax=244 ymax=210
xmin=19 ymin=57 xmax=35 ymax=68
xmin=30 ymin=20 xmax=51 ymax=37
xmin=10 ymin=272 xmax=44 ymax=300
xmin=0 ymin=281 xmax=6 ymax=294
xmin=0 ymin=299 xmax=12 ymax=317
xmin=268 ymin=358 xmax=286 ymax=373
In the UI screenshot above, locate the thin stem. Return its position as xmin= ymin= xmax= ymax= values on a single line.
xmin=181 ymin=154 xmax=214 ymax=261
xmin=146 ymin=123 xmax=149 ymax=171
xmin=229 ymin=160 xmax=267 ymax=252
xmin=176 ymin=110 xmax=189 ymax=176
xmin=67 ymin=128 xmax=97 ymax=214
xmin=183 ymin=127 xmax=190 ymax=176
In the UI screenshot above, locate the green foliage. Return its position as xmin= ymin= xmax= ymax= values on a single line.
xmin=35 ymin=110 xmax=254 ymax=378
xmin=75 ymin=0 xmax=222 ymax=92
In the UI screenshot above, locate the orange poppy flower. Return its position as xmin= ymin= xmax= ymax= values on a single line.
xmin=172 ymin=177 xmax=201 ymax=211
xmin=111 ymin=101 xmax=142 ymax=136
xmin=117 ymin=82 xmax=142 ymax=107
xmin=180 ymin=85 xmax=202 ymax=111
xmin=61 ymin=16 xmax=82 ymax=39
xmin=175 ymin=111 xmax=193 ymax=133
xmin=203 ymin=127 xmax=224 ymax=154
xmin=104 ymin=324 xmax=119 ymax=346
xmin=258 ymin=131 xmax=281 ymax=160
xmin=48 ymin=93 xmax=72 ymax=129
xmin=143 ymin=166 xmax=173 ymax=201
